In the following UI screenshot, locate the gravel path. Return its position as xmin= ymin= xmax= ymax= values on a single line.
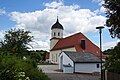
xmin=38 ymin=65 xmax=100 ymax=80
xmin=47 ymin=73 xmax=100 ymax=80
xmin=38 ymin=65 xmax=61 ymax=73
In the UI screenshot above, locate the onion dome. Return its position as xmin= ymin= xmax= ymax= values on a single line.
xmin=51 ymin=18 xmax=64 ymax=30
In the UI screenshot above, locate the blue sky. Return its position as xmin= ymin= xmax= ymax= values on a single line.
xmin=0 ymin=0 xmax=119 ymax=51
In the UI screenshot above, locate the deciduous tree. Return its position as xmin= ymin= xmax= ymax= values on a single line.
xmin=105 ymin=42 xmax=120 ymax=73
xmin=104 ymin=0 xmax=120 ymax=38
xmin=0 ymin=29 xmax=33 ymax=57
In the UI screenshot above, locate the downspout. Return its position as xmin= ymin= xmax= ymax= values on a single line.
xmin=74 ymin=62 xmax=75 ymax=73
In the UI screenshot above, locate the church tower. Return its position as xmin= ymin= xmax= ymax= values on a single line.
xmin=50 ymin=18 xmax=64 ymax=50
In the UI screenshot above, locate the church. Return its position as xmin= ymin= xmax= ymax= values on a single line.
xmin=49 ymin=18 xmax=103 ymax=64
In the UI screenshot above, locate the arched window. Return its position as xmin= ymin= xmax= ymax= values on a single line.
xmin=58 ymin=32 xmax=60 ymax=36
xmin=56 ymin=54 xmax=57 ymax=62
xmin=52 ymin=54 xmax=54 ymax=61
xmin=54 ymin=32 xmax=56 ymax=36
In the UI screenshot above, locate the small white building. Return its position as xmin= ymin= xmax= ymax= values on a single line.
xmin=59 ymin=51 xmax=101 ymax=73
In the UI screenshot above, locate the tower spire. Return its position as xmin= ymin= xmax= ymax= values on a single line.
xmin=57 ymin=16 xmax=59 ymax=22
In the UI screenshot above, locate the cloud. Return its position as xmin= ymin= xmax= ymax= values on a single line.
xmin=103 ymin=40 xmax=120 ymax=50
xmin=10 ymin=1 xmax=106 ymax=50
xmin=94 ymin=6 xmax=106 ymax=14
xmin=92 ymin=0 xmax=104 ymax=6
xmin=0 ymin=8 xmax=6 ymax=15
xmin=92 ymin=0 xmax=106 ymax=14
xmin=99 ymin=6 xmax=106 ymax=13
xmin=44 ymin=1 xmax=63 ymax=8
xmin=28 ymin=40 xmax=49 ymax=51
xmin=0 ymin=30 xmax=5 ymax=40
xmin=10 ymin=10 xmax=57 ymax=34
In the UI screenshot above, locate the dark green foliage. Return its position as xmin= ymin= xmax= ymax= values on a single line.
xmin=104 ymin=0 xmax=120 ymax=38
xmin=0 ymin=29 xmax=50 ymax=80
xmin=0 ymin=29 xmax=33 ymax=57
xmin=0 ymin=55 xmax=50 ymax=80
xmin=36 ymin=50 xmax=47 ymax=61
xmin=29 ymin=51 xmax=42 ymax=63
xmin=29 ymin=50 xmax=48 ymax=62
xmin=104 ymin=48 xmax=113 ymax=54
xmin=105 ymin=42 xmax=120 ymax=73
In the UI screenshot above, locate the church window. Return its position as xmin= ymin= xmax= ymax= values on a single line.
xmin=58 ymin=32 xmax=60 ymax=36
xmin=52 ymin=54 xmax=54 ymax=61
xmin=56 ymin=54 xmax=57 ymax=62
xmin=54 ymin=32 xmax=56 ymax=36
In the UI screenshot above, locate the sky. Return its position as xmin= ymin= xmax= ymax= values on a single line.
xmin=0 ymin=0 xmax=119 ymax=51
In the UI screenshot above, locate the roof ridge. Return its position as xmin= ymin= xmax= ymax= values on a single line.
xmin=63 ymin=32 xmax=82 ymax=39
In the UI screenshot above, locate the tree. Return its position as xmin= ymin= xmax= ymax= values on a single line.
xmin=0 ymin=55 xmax=50 ymax=80
xmin=103 ymin=48 xmax=113 ymax=54
xmin=104 ymin=0 xmax=120 ymax=38
xmin=0 ymin=29 xmax=50 ymax=80
xmin=0 ymin=29 xmax=33 ymax=57
xmin=29 ymin=51 xmax=42 ymax=62
xmin=29 ymin=50 xmax=48 ymax=62
xmin=105 ymin=42 xmax=120 ymax=73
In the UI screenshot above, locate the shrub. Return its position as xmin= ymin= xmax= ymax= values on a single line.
xmin=0 ymin=55 xmax=50 ymax=80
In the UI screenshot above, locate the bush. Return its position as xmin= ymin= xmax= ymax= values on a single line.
xmin=0 ymin=55 xmax=50 ymax=80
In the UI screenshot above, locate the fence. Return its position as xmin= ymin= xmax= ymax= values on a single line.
xmin=106 ymin=71 xmax=120 ymax=80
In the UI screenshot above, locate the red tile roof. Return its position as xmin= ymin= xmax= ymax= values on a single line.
xmin=51 ymin=32 xmax=83 ymax=50
xmin=51 ymin=32 xmax=105 ymax=58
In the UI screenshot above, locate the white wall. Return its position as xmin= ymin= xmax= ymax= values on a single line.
xmin=50 ymin=47 xmax=76 ymax=64
xmin=59 ymin=52 xmax=101 ymax=73
xmin=51 ymin=29 xmax=63 ymax=38
xmin=59 ymin=52 xmax=74 ymax=69
xmin=50 ymin=50 xmax=61 ymax=64
xmin=50 ymin=39 xmax=59 ymax=50
xmin=50 ymin=28 xmax=63 ymax=50
xmin=63 ymin=52 xmax=74 ymax=67
xmin=63 ymin=66 xmax=74 ymax=73
xmin=75 ymin=63 xmax=101 ymax=73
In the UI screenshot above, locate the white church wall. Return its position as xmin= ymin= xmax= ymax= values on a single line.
xmin=51 ymin=29 xmax=63 ymax=38
xmin=50 ymin=50 xmax=62 ymax=64
xmin=50 ymin=39 xmax=59 ymax=50
xmin=50 ymin=47 xmax=76 ymax=64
